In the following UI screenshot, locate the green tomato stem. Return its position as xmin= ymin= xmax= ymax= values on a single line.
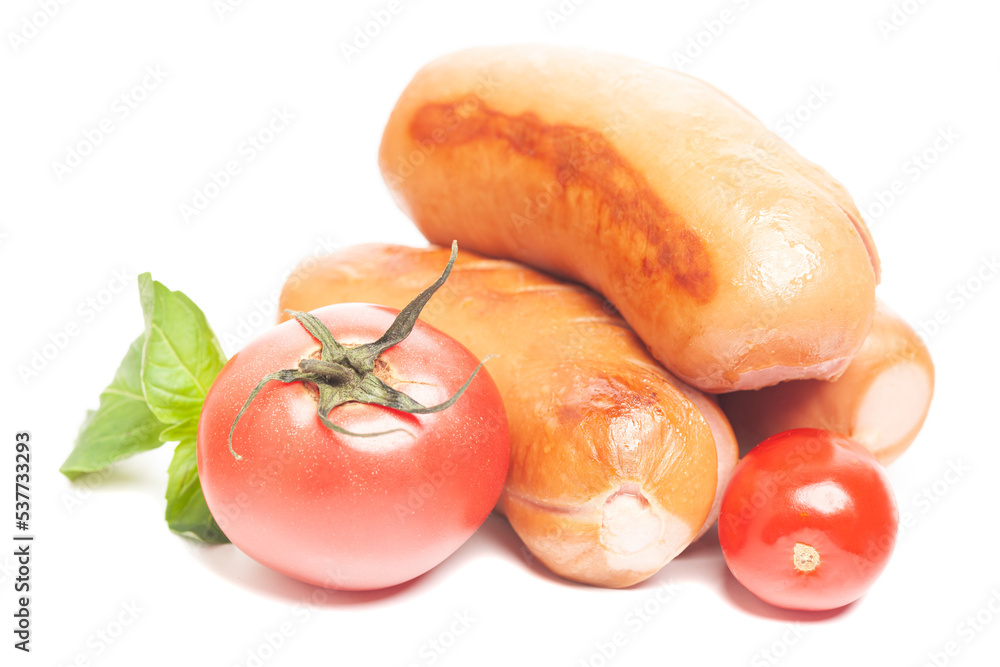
xmin=227 ymin=241 xmax=488 ymax=461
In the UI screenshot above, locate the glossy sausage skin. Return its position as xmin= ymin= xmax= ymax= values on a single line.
xmin=379 ymin=45 xmax=880 ymax=393
xmin=278 ymin=244 xmax=733 ymax=587
xmin=720 ymin=302 xmax=934 ymax=465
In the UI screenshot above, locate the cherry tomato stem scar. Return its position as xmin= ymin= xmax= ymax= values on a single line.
xmin=793 ymin=542 xmax=820 ymax=573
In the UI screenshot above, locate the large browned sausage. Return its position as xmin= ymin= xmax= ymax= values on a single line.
xmin=378 ymin=45 xmax=880 ymax=393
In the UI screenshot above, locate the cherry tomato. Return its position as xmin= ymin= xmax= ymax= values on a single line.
xmin=718 ymin=429 xmax=898 ymax=611
xmin=197 ymin=303 xmax=509 ymax=591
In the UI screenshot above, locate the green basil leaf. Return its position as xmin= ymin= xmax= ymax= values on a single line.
xmin=165 ymin=437 xmax=229 ymax=544
xmin=159 ymin=418 xmax=198 ymax=443
xmin=139 ymin=273 xmax=227 ymax=425
xmin=60 ymin=335 xmax=165 ymax=480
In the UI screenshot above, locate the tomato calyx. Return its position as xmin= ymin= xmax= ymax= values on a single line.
xmin=227 ymin=241 xmax=491 ymax=460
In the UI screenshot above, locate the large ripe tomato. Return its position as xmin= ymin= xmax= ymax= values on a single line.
xmin=718 ymin=429 xmax=898 ymax=611
xmin=197 ymin=302 xmax=509 ymax=591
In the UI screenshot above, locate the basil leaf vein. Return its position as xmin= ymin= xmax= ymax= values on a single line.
xmin=139 ymin=273 xmax=227 ymax=425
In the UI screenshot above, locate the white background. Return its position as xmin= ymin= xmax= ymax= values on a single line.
xmin=2 ymin=1 xmax=999 ymax=666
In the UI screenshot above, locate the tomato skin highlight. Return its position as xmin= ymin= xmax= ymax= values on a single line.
xmin=718 ymin=429 xmax=898 ymax=611
xmin=197 ymin=303 xmax=509 ymax=591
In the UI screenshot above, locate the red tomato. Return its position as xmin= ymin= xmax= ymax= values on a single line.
xmin=718 ymin=429 xmax=898 ymax=611
xmin=197 ymin=303 xmax=509 ymax=590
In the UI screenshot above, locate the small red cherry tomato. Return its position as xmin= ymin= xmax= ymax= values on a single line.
xmin=718 ymin=429 xmax=898 ymax=611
